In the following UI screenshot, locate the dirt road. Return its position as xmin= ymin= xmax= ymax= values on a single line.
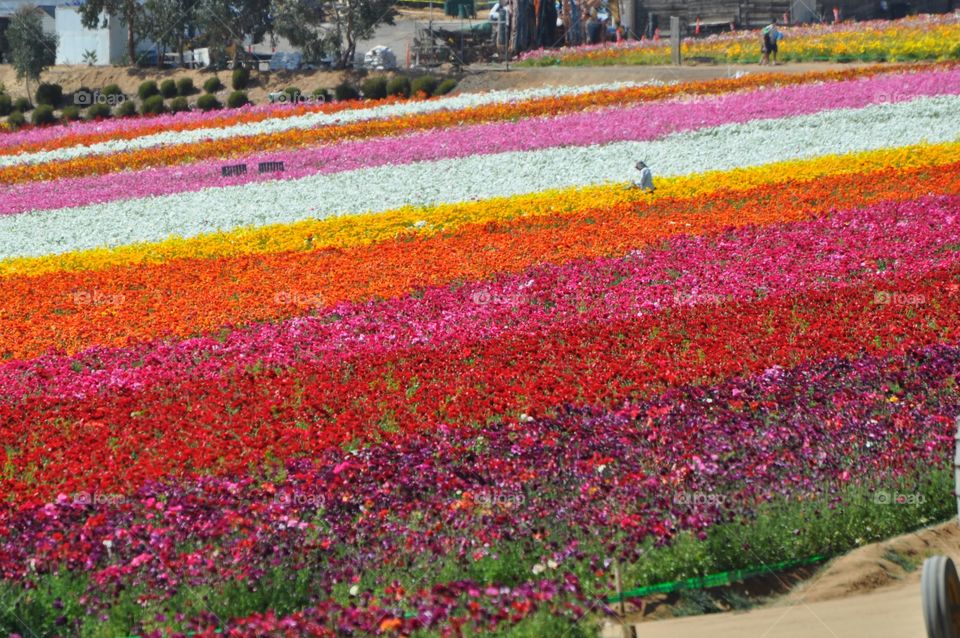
xmin=602 ymin=522 xmax=960 ymax=638
xmin=616 ymin=585 xmax=924 ymax=638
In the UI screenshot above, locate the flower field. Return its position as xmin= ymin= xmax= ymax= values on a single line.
xmin=519 ymin=13 xmax=960 ymax=66
xmin=2 ymin=62 xmax=960 ymax=636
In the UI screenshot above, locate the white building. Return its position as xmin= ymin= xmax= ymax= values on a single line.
xmin=0 ymin=0 xmax=131 ymax=65
xmin=0 ymin=0 xmax=58 ymax=63
xmin=54 ymin=4 xmax=127 ymax=64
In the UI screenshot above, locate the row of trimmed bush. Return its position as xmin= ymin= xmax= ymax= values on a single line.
xmin=360 ymin=75 xmax=457 ymax=99
xmin=3 ymin=75 xmax=459 ymax=130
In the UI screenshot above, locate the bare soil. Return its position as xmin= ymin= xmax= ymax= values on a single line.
xmin=601 ymin=521 xmax=960 ymax=638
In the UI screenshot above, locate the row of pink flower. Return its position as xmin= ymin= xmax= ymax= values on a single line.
xmin=4 ymin=194 xmax=958 ymax=402
xmin=517 ymin=12 xmax=960 ymax=61
xmin=4 ymin=66 xmax=958 ymax=216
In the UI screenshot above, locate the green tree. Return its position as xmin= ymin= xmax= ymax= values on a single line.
xmin=140 ymin=0 xmax=198 ymax=68
xmin=6 ymin=7 xmax=58 ymax=100
xmin=271 ymin=0 xmax=396 ymax=69
xmin=196 ymin=0 xmax=272 ymax=65
xmin=78 ymin=0 xmax=141 ymax=65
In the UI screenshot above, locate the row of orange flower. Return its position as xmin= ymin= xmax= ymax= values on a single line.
xmin=3 ymin=155 xmax=958 ymax=361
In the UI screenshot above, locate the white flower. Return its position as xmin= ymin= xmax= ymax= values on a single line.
xmin=0 ymin=81 xmax=660 ymax=167
xmin=4 ymin=95 xmax=960 ymax=260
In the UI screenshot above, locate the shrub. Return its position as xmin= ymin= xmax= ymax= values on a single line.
xmin=334 ymin=82 xmax=359 ymax=101
xmin=435 ymin=78 xmax=458 ymax=95
xmin=31 ymin=104 xmax=56 ymax=126
xmin=137 ymin=80 xmax=159 ymax=100
xmin=176 ymin=77 xmax=194 ymax=96
xmin=13 ymin=97 xmax=32 ymax=112
xmin=386 ymin=76 xmax=411 ymax=98
xmin=141 ymin=94 xmax=166 ymax=115
xmin=196 ymin=93 xmax=221 ymax=111
xmin=361 ymin=76 xmax=388 ymax=100
xmin=86 ymin=103 xmax=112 ymax=120
xmin=102 ymin=83 xmax=123 ymax=97
xmin=311 ymin=87 xmax=331 ymax=101
xmin=169 ymin=96 xmax=190 ymax=113
xmin=60 ymin=105 xmax=82 ymax=121
xmin=227 ymin=90 xmax=249 ymax=108
xmin=160 ymin=79 xmax=177 ymax=98
xmin=411 ymin=76 xmax=440 ymax=97
xmin=116 ymin=99 xmax=137 ymax=117
xmin=35 ymin=82 xmax=63 ymax=107
xmin=231 ymin=66 xmax=250 ymax=90
xmin=6 ymin=110 xmax=25 ymax=129
xmin=203 ymin=76 xmax=223 ymax=94
xmin=283 ymin=86 xmax=301 ymax=103
xmin=0 ymin=94 xmax=10 ymax=116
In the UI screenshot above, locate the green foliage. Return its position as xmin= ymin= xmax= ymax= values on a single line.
xmin=102 ymin=83 xmax=124 ymax=97
xmin=203 ymin=76 xmax=223 ymax=94
xmin=169 ymin=96 xmax=190 ymax=112
xmin=30 ymin=103 xmax=56 ymax=126
xmin=116 ymin=99 xmax=137 ymax=117
xmin=6 ymin=7 xmax=58 ymax=95
xmin=60 ymin=105 xmax=82 ymax=121
xmin=361 ymin=76 xmax=388 ymax=100
xmin=386 ymin=75 xmax=411 ymax=98
xmin=0 ymin=94 xmax=11 ymax=117
xmin=273 ymin=0 xmax=396 ymax=69
xmin=227 ymin=90 xmax=250 ymax=108
xmin=311 ymin=87 xmax=331 ymax=101
xmin=232 ymin=66 xmax=251 ymax=90
xmin=159 ymin=78 xmax=177 ymax=98
xmin=137 ymin=80 xmax=159 ymax=100
xmin=196 ymin=93 xmax=222 ymax=111
xmin=6 ymin=110 xmax=25 ymax=129
xmin=85 ymin=102 xmax=112 ymax=120
xmin=140 ymin=94 xmax=166 ymax=114
xmin=176 ymin=77 xmax=195 ymax=96
xmin=35 ymin=82 xmax=63 ymax=107
xmin=13 ymin=97 xmax=31 ymax=112
xmin=411 ymin=75 xmax=439 ymax=97
xmin=283 ymin=86 xmax=302 ymax=103
xmin=334 ymin=82 xmax=359 ymax=101
xmin=435 ymin=78 xmax=458 ymax=95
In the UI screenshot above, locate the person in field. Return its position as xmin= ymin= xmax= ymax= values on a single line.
xmin=761 ymin=23 xmax=783 ymax=65
xmin=633 ymin=161 xmax=655 ymax=193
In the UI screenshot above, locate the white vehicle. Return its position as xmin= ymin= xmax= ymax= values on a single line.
xmin=363 ymin=45 xmax=397 ymax=70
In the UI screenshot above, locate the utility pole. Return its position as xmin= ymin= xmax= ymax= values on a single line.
xmin=670 ymin=15 xmax=681 ymax=65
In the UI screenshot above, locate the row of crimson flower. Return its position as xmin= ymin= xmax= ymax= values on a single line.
xmin=2 ymin=343 xmax=956 ymax=635
xmin=3 ymin=257 xmax=960 ymax=504
xmin=7 ymin=160 xmax=960 ymax=361
xmin=5 ymin=193 xmax=960 ymax=402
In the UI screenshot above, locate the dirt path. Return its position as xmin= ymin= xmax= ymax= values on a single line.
xmin=601 ymin=522 xmax=960 ymax=638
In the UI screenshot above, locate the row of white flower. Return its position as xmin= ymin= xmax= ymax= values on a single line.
xmin=0 ymin=81 xmax=662 ymax=168
xmin=3 ymin=94 xmax=958 ymax=261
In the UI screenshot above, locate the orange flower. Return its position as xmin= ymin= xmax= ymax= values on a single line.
xmin=2 ymin=159 xmax=958 ymax=361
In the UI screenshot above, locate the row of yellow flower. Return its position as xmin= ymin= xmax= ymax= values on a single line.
xmin=521 ymin=20 xmax=960 ymax=66
xmin=4 ymin=140 xmax=958 ymax=280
